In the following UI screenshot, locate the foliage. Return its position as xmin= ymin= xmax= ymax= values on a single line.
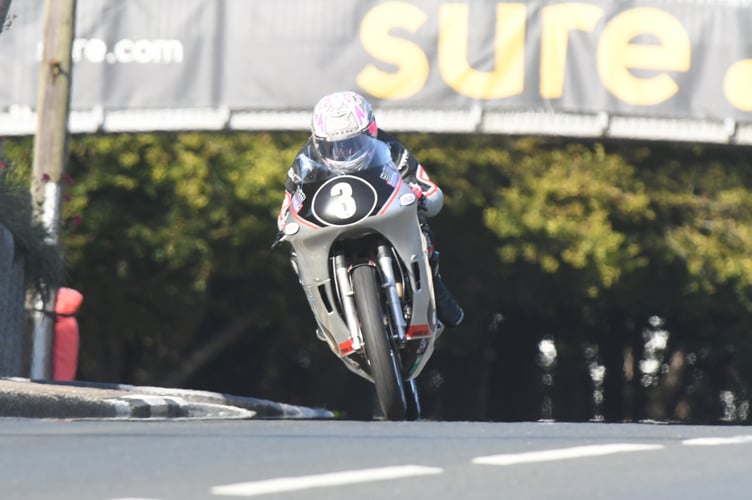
xmin=396 ymin=135 xmax=752 ymax=422
xmin=51 ymin=132 xmax=309 ymax=384
xmin=4 ymin=132 xmax=752 ymax=423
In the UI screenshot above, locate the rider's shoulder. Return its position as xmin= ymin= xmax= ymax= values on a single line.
xmin=291 ymin=141 xmax=318 ymax=167
xmin=376 ymin=129 xmax=416 ymax=174
xmin=288 ymin=141 xmax=328 ymax=185
xmin=376 ymin=129 xmax=405 ymax=150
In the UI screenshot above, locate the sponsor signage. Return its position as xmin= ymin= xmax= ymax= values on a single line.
xmin=1 ymin=0 xmax=751 ymax=139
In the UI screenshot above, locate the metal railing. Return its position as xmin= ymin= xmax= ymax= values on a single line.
xmin=0 ymin=224 xmax=26 ymax=377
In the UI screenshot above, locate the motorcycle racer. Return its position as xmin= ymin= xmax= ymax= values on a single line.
xmin=277 ymin=90 xmax=464 ymax=327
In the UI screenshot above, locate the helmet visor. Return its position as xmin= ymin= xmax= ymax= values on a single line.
xmin=317 ymin=135 xmax=373 ymax=163
xmin=315 ymin=134 xmax=377 ymax=173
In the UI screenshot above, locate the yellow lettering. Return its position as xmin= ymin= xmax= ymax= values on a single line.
xmin=540 ymin=3 xmax=603 ymax=99
xmin=724 ymin=60 xmax=752 ymax=111
xmin=597 ymin=8 xmax=690 ymax=106
xmin=438 ymin=3 xmax=526 ymax=99
xmin=356 ymin=2 xmax=429 ymax=100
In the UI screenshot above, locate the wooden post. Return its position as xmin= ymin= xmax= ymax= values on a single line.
xmin=0 ymin=1 xmax=12 ymax=33
xmin=29 ymin=0 xmax=76 ymax=379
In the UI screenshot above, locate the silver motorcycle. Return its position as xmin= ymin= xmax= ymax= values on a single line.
xmin=274 ymin=141 xmax=441 ymax=420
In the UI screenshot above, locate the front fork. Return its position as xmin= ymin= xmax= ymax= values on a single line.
xmin=376 ymin=245 xmax=407 ymax=344
xmin=334 ymin=252 xmax=362 ymax=351
xmin=334 ymin=245 xmax=407 ymax=351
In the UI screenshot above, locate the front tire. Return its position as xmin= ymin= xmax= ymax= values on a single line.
xmin=351 ymin=265 xmax=406 ymax=421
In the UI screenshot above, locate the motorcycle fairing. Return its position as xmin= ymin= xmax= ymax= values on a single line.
xmin=282 ymin=146 xmax=438 ymax=381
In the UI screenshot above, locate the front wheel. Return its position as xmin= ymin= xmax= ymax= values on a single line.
xmin=351 ymin=265 xmax=406 ymax=420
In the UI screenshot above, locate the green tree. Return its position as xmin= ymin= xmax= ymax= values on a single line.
xmin=399 ymin=135 xmax=752 ymax=422
xmin=5 ymin=133 xmax=751 ymax=422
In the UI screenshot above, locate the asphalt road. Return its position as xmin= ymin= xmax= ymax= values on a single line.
xmin=2 ymin=419 xmax=752 ymax=499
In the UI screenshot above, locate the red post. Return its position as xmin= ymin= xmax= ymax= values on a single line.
xmin=52 ymin=287 xmax=83 ymax=381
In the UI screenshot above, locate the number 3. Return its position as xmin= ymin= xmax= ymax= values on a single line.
xmin=330 ymin=182 xmax=357 ymax=219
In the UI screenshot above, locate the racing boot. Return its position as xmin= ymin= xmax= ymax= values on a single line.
xmin=429 ymin=251 xmax=464 ymax=327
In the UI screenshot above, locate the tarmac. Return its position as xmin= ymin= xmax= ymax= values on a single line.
xmin=0 ymin=377 xmax=335 ymax=420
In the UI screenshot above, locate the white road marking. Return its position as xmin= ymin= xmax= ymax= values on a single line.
xmin=472 ymin=443 xmax=664 ymax=466
xmin=682 ymin=435 xmax=752 ymax=446
xmin=211 ymin=465 xmax=444 ymax=497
